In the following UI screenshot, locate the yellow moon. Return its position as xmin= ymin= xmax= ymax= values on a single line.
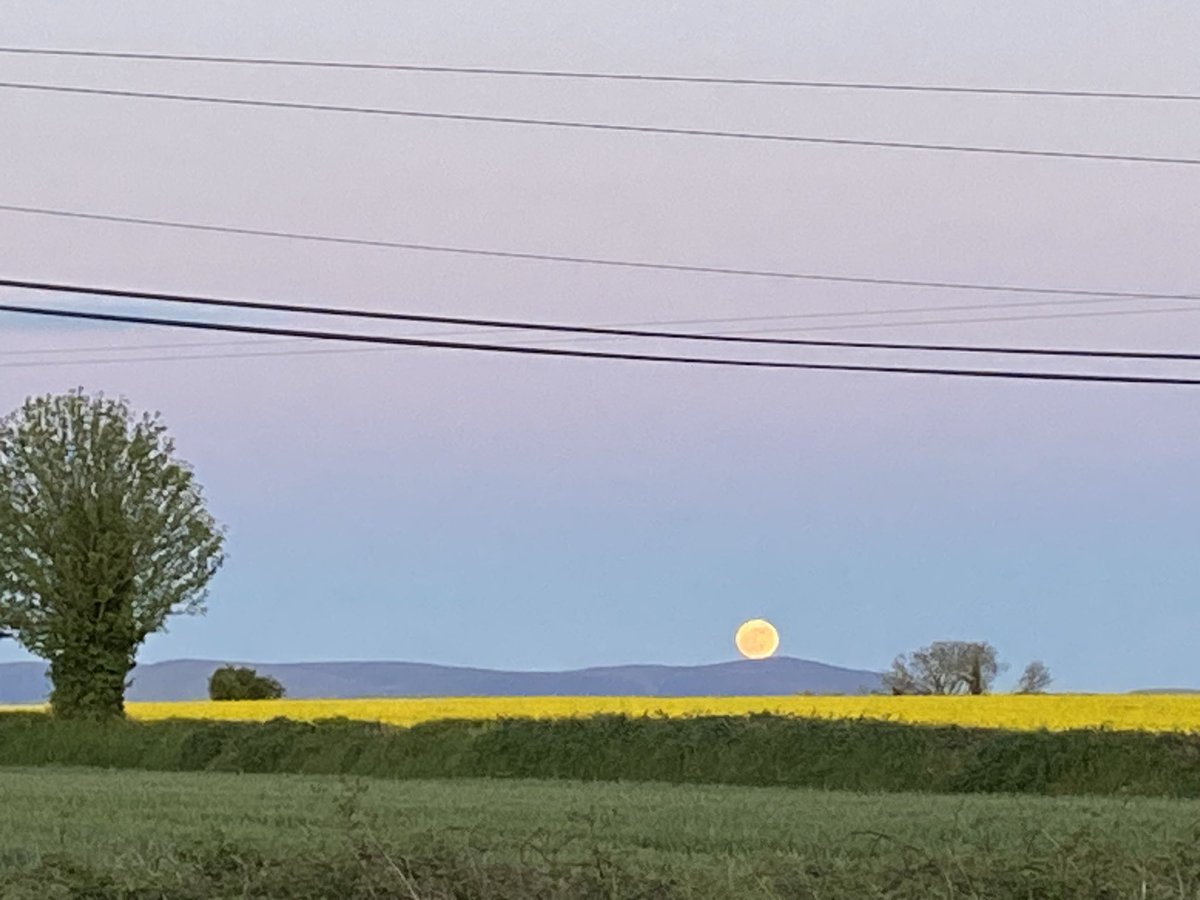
xmin=735 ymin=619 xmax=779 ymax=660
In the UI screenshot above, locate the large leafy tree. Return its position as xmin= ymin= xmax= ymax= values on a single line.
xmin=0 ymin=390 xmax=225 ymax=719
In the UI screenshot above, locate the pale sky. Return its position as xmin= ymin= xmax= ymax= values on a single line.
xmin=2 ymin=2 xmax=1199 ymax=691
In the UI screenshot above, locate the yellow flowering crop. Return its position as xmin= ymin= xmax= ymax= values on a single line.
xmin=3 ymin=694 xmax=1195 ymax=733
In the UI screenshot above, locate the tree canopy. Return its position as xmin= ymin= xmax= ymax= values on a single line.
xmin=209 ymin=665 xmax=286 ymax=701
xmin=0 ymin=390 xmax=225 ymax=718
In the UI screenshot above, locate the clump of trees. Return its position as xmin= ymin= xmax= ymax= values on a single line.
xmin=0 ymin=390 xmax=225 ymax=719
xmin=883 ymin=641 xmax=1052 ymax=695
xmin=209 ymin=665 xmax=285 ymax=701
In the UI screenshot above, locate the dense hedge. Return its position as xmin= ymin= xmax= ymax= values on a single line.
xmin=3 ymin=712 xmax=1200 ymax=797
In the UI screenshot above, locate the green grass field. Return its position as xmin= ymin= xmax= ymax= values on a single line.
xmin=8 ymin=714 xmax=1200 ymax=896
xmin=4 ymin=766 xmax=1200 ymax=898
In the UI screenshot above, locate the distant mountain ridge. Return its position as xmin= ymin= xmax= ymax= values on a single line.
xmin=0 ymin=656 xmax=883 ymax=704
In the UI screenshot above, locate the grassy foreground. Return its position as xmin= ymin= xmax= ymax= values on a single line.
xmin=7 ymin=711 xmax=1200 ymax=797
xmin=3 ymin=766 xmax=1200 ymax=898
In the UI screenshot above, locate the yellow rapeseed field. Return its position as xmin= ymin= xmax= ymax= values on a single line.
xmin=2 ymin=694 xmax=1195 ymax=733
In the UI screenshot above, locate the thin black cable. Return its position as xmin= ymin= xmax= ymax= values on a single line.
xmin=2 ymin=301 xmax=1198 ymax=385
xmin=3 ymin=205 xmax=1194 ymax=308
xmin=0 ymin=345 xmax=375 ymax=369
xmin=718 ymin=302 xmax=1200 ymax=334
xmin=6 ymin=277 xmax=1200 ymax=362
xmin=2 ymin=81 xmax=1196 ymax=166
xmin=0 ymin=336 xmax=277 ymax=356
xmin=1 ymin=46 xmax=1196 ymax=102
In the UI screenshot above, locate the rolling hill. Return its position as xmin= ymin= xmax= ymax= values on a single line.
xmin=0 ymin=656 xmax=882 ymax=704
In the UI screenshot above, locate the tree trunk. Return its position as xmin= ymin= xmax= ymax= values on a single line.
xmin=967 ymin=660 xmax=983 ymax=695
xmin=48 ymin=637 xmax=134 ymax=720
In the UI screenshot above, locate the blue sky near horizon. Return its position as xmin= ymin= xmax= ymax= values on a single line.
xmin=2 ymin=2 xmax=1200 ymax=692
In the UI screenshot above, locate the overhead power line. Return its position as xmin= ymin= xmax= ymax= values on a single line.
xmin=715 ymin=302 xmax=1200 ymax=334
xmin=5 ymin=277 xmax=1200 ymax=363
xmin=1 ymin=46 xmax=1196 ymax=103
xmin=2 ymin=299 xmax=1199 ymax=386
xmin=0 ymin=344 xmax=382 ymax=369
xmin=3 ymin=205 xmax=1195 ymax=310
xmin=2 ymin=81 xmax=1196 ymax=166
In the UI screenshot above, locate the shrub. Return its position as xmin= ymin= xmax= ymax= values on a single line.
xmin=208 ymin=666 xmax=285 ymax=701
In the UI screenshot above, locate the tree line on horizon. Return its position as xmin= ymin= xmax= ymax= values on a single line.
xmin=882 ymin=641 xmax=1051 ymax=695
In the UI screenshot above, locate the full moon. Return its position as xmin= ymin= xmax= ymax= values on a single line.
xmin=735 ymin=619 xmax=780 ymax=660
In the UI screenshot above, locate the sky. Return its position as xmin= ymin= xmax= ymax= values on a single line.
xmin=2 ymin=2 xmax=1199 ymax=691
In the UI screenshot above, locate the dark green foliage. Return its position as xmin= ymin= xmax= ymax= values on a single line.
xmin=0 ymin=390 xmax=225 ymax=720
xmin=0 ymin=845 xmax=679 ymax=900
xmin=208 ymin=665 xmax=286 ymax=701
xmin=7 ymin=835 xmax=1196 ymax=899
xmin=5 ymin=712 xmax=1200 ymax=798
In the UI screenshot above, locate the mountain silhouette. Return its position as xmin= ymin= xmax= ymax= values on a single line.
xmin=0 ymin=656 xmax=882 ymax=704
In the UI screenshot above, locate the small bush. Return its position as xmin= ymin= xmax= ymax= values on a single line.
xmin=208 ymin=666 xmax=285 ymax=701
